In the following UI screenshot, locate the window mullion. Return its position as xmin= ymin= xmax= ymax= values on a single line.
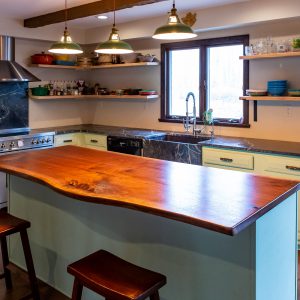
xmin=199 ymin=45 xmax=207 ymax=121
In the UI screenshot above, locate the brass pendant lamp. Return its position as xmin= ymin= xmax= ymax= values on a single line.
xmin=48 ymin=0 xmax=83 ymax=54
xmin=95 ymin=0 xmax=133 ymax=54
xmin=152 ymin=0 xmax=197 ymax=40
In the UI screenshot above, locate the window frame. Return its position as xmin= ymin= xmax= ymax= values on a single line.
xmin=159 ymin=35 xmax=250 ymax=128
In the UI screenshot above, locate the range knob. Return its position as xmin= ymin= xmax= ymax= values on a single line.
xmin=1 ymin=143 xmax=5 ymax=149
xmin=31 ymin=139 xmax=36 ymax=144
xmin=46 ymin=137 xmax=51 ymax=143
xmin=41 ymin=139 xmax=45 ymax=144
xmin=9 ymin=141 xmax=15 ymax=148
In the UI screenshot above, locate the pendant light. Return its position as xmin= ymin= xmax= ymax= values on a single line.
xmin=49 ymin=0 xmax=83 ymax=54
xmin=95 ymin=0 xmax=133 ymax=54
xmin=152 ymin=0 xmax=197 ymax=40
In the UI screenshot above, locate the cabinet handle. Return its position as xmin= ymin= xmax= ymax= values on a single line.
xmin=90 ymin=139 xmax=98 ymax=143
xmin=220 ymin=157 xmax=233 ymax=163
xmin=63 ymin=139 xmax=73 ymax=143
xmin=286 ymin=165 xmax=300 ymax=172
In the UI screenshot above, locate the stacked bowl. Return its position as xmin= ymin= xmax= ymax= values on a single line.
xmin=267 ymin=80 xmax=287 ymax=96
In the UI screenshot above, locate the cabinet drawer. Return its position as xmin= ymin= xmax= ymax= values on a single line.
xmin=258 ymin=155 xmax=300 ymax=178
xmin=202 ymin=147 xmax=254 ymax=170
xmin=55 ymin=133 xmax=79 ymax=147
xmin=84 ymin=134 xmax=107 ymax=148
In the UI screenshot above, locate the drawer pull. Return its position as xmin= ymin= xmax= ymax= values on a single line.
xmin=286 ymin=165 xmax=300 ymax=172
xmin=63 ymin=139 xmax=73 ymax=143
xmin=220 ymin=157 xmax=233 ymax=163
xmin=90 ymin=139 xmax=98 ymax=143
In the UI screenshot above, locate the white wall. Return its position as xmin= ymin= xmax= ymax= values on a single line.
xmin=88 ymin=19 xmax=300 ymax=142
xmin=12 ymin=6 xmax=300 ymax=142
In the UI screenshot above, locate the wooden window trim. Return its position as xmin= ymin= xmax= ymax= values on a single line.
xmin=160 ymin=35 xmax=250 ymax=128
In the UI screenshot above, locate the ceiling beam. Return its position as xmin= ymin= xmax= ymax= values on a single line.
xmin=24 ymin=0 xmax=168 ymax=28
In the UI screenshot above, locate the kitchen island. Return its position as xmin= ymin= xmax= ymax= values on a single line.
xmin=0 ymin=146 xmax=299 ymax=300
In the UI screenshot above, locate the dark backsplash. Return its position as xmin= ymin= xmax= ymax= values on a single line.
xmin=0 ymin=82 xmax=28 ymax=132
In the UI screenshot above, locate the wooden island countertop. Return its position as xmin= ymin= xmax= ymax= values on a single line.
xmin=0 ymin=145 xmax=298 ymax=235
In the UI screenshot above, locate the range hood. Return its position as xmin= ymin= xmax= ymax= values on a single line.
xmin=0 ymin=36 xmax=40 ymax=82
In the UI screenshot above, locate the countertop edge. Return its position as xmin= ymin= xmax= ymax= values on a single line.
xmin=2 ymin=161 xmax=299 ymax=237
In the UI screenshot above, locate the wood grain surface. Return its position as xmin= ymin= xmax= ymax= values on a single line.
xmin=0 ymin=146 xmax=298 ymax=235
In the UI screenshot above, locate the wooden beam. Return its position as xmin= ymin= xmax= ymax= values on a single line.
xmin=24 ymin=0 xmax=168 ymax=28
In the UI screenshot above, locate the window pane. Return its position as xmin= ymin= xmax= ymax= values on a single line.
xmin=169 ymin=49 xmax=200 ymax=116
xmin=207 ymin=45 xmax=244 ymax=120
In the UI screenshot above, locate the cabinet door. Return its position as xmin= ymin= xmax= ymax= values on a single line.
xmin=255 ymin=154 xmax=300 ymax=179
xmin=82 ymin=134 xmax=107 ymax=150
xmin=54 ymin=133 xmax=80 ymax=147
xmin=202 ymin=147 xmax=254 ymax=172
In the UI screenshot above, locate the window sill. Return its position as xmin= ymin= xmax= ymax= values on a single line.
xmin=158 ymin=118 xmax=250 ymax=128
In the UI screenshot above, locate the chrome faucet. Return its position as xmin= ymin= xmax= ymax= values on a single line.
xmin=183 ymin=92 xmax=202 ymax=136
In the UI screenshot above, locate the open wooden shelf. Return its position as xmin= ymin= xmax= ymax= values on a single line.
xmin=29 ymin=94 xmax=159 ymax=100
xmin=30 ymin=62 xmax=159 ymax=70
xmin=240 ymin=95 xmax=300 ymax=122
xmin=239 ymin=96 xmax=300 ymax=101
xmin=239 ymin=51 xmax=300 ymax=60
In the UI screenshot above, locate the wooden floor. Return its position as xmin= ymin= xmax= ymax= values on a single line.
xmin=0 ymin=253 xmax=299 ymax=299
xmin=0 ymin=264 xmax=69 ymax=300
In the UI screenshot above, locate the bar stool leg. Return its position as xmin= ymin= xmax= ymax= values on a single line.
xmin=149 ymin=291 xmax=160 ymax=300
xmin=20 ymin=229 xmax=40 ymax=300
xmin=71 ymin=278 xmax=83 ymax=300
xmin=0 ymin=236 xmax=12 ymax=289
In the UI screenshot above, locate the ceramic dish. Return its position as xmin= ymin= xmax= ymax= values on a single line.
xmin=139 ymin=90 xmax=156 ymax=95
xmin=246 ymin=89 xmax=268 ymax=96
xmin=53 ymin=60 xmax=76 ymax=66
xmin=288 ymin=89 xmax=300 ymax=96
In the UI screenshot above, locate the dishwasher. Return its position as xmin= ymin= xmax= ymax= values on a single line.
xmin=107 ymin=136 xmax=143 ymax=156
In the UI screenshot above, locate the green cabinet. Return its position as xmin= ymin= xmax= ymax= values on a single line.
xmin=54 ymin=133 xmax=107 ymax=150
xmin=203 ymin=146 xmax=300 ymax=241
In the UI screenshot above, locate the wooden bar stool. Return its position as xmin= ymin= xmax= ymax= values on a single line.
xmin=68 ymin=250 xmax=167 ymax=300
xmin=0 ymin=211 xmax=40 ymax=300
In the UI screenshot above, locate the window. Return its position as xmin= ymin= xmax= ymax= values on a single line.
xmin=160 ymin=35 xmax=249 ymax=127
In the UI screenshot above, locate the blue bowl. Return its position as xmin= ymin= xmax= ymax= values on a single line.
xmin=268 ymin=80 xmax=287 ymax=84
xmin=268 ymin=88 xmax=286 ymax=96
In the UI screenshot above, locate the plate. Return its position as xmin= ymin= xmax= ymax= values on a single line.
xmin=246 ymin=89 xmax=267 ymax=96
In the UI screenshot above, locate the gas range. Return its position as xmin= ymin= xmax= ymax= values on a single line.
xmin=0 ymin=131 xmax=54 ymax=154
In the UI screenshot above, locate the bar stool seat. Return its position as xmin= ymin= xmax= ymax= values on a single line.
xmin=0 ymin=211 xmax=40 ymax=300
xmin=67 ymin=250 xmax=167 ymax=300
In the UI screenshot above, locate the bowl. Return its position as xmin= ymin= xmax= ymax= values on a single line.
xmin=53 ymin=60 xmax=76 ymax=66
xmin=120 ymin=53 xmax=140 ymax=63
xmin=139 ymin=90 xmax=156 ymax=95
xmin=246 ymin=89 xmax=267 ymax=96
xmin=288 ymin=89 xmax=300 ymax=96
xmin=137 ymin=55 xmax=156 ymax=62
xmin=31 ymin=86 xmax=49 ymax=96
xmin=268 ymin=88 xmax=286 ymax=96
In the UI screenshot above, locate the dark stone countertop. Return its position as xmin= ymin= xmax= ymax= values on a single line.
xmin=200 ymin=136 xmax=300 ymax=158
xmin=32 ymin=124 xmax=165 ymax=139
xmin=32 ymin=124 xmax=300 ymax=158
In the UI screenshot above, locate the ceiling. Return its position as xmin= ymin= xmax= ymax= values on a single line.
xmin=3 ymin=0 xmax=249 ymax=29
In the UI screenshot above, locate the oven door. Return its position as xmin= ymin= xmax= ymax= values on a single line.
xmin=0 ymin=146 xmax=54 ymax=210
xmin=107 ymin=137 xmax=143 ymax=156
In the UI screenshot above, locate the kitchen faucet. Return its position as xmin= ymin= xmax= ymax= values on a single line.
xmin=183 ymin=92 xmax=202 ymax=136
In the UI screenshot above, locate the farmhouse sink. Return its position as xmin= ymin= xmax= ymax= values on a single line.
xmin=149 ymin=133 xmax=211 ymax=144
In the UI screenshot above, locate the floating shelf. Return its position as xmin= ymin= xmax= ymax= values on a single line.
xmin=239 ymin=96 xmax=300 ymax=101
xmin=239 ymin=51 xmax=300 ymax=60
xmin=239 ymin=96 xmax=300 ymax=122
xmin=29 ymin=94 xmax=159 ymax=100
xmin=30 ymin=62 xmax=159 ymax=70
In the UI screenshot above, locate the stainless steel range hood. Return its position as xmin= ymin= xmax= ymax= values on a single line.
xmin=0 ymin=36 xmax=40 ymax=82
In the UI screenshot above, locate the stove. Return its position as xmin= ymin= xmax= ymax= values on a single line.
xmin=0 ymin=131 xmax=54 ymax=154
xmin=0 ymin=130 xmax=54 ymax=210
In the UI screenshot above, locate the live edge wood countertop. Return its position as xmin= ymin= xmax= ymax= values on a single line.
xmin=0 ymin=146 xmax=298 ymax=236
